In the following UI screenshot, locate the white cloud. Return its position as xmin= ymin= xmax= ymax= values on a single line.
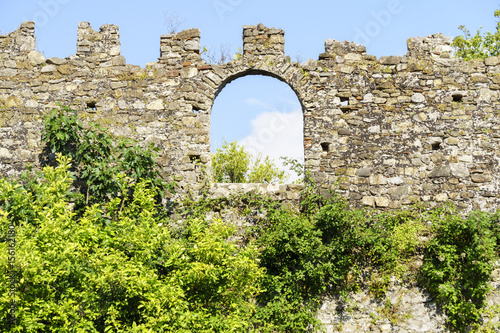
xmin=239 ymin=109 xmax=304 ymax=182
xmin=244 ymin=97 xmax=269 ymax=108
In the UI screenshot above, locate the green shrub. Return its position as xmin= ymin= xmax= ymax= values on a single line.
xmin=452 ymin=9 xmax=500 ymax=60
xmin=41 ymin=104 xmax=173 ymax=214
xmin=0 ymin=155 xmax=263 ymax=332
xmin=420 ymin=210 xmax=497 ymax=331
xmin=253 ymin=209 xmax=326 ymax=332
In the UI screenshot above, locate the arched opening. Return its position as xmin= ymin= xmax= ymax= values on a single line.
xmin=210 ymin=74 xmax=304 ymax=183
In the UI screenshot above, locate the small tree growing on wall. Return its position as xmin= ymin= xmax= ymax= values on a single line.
xmin=41 ymin=104 xmax=174 ymax=214
xmin=452 ymin=9 xmax=500 ymax=60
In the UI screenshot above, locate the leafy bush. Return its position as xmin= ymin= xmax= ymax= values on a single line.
xmin=419 ymin=210 xmax=497 ymax=331
xmin=452 ymin=9 xmax=500 ymax=60
xmin=0 ymin=155 xmax=263 ymax=332
xmin=41 ymin=104 xmax=173 ymax=213
xmin=253 ymin=209 xmax=326 ymax=332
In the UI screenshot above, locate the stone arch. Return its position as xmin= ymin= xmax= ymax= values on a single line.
xmin=213 ymin=68 xmax=306 ymax=112
xmin=207 ymin=58 xmax=311 ymax=183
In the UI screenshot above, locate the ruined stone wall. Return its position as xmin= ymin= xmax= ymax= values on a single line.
xmin=1 ymin=21 xmax=500 ymax=212
xmin=317 ymin=263 xmax=500 ymax=332
xmin=1 ymin=21 xmax=500 ymax=332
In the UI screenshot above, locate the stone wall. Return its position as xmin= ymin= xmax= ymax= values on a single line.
xmin=317 ymin=262 xmax=500 ymax=332
xmin=1 ymin=21 xmax=500 ymax=331
xmin=1 ymin=21 xmax=499 ymax=210
xmin=178 ymin=183 xmax=500 ymax=332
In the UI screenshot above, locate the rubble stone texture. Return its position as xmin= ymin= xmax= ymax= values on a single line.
xmin=2 ymin=22 xmax=500 ymax=212
xmin=1 ymin=22 xmax=500 ymax=331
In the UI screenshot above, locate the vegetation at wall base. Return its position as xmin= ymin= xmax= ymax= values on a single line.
xmin=0 ymin=155 xmax=263 ymax=332
xmin=0 ymin=106 xmax=499 ymax=332
xmin=419 ymin=209 xmax=498 ymax=331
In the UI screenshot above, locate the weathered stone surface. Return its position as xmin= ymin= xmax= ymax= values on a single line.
xmin=411 ymin=93 xmax=425 ymax=103
xmin=435 ymin=193 xmax=448 ymax=202
xmin=338 ymin=127 xmax=350 ymax=135
xmin=388 ymin=184 xmax=411 ymax=196
xmin=146 ymin=99 xmax=164 ymax=110
xmin=472 ymin=174 xmax=490 ymax=183
xmin=379 ymin=55 xmax=401 ymax=65
xmin=0 ymin=147 xmax=13 ymax=159
xmin=369 ymin=174 xmax=388 ymax=185
xmin=485 ymin=56 xmax=499 ymax=66
xmin=318 ymin=266 xmax=500 ymax=332
xmin=450 ymin=163 xmax=469 ymax=178
xmin=1 ymin=21 xmax=500 ymax=219
xmin=375 ymin=196 xmax=390 ymax=207
xmin=356 ymin=167 xmax=372 ymax=177
xmin=41 ymin=64 xmax=56 ymax=73
xmin=429 ymin=165 xmax=451 ymax=178
xmin=46 ymin=57 xmax=66 ymax=65
xmin=180 ymin=67 xmax=198 ymax=78
xmin=27 ymin=51 xmax=45 ymax=65
xmin=361 ymin=196 xmax=375 ymax=207
xmin=112 ymin=55 xmax=126 ymax=66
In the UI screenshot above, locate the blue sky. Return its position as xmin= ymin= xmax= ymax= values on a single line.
xmin=1 ymin=0 xmax=499 ymax=179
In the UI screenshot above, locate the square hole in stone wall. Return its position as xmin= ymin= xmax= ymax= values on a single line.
xmin=86 ymin=101 xmax=97 ymax=111
xmin=189 ymin=154 xmax=201 ymax=163
xmin=452 ymin=94 xmax=463 ymax=102
xmin=431 ymin=143 xmax=441 ymax=151
xmin=321 ymin=142 xmax=330 ymax=152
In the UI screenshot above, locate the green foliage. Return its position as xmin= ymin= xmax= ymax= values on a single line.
xmin=247 ymin=154 xmax=286 ymax=183
xmin=169 ymin=218 xmax=263 ymax=331
xmin=41 ymin=104 xmax=83 ymax=159
xmin=419 ymin=210 xmax=497 ymax=331
xmin=233 ymin=47 xmax=243 ymax=61
xmin=220 ymin=183 xmax=498 ymax=331
xmin=41 ymin=105 xmax=173 ymax=212
xmin=253 ymin=209 xmax=326 ymax=332
xmin=212 ymin=141 xmax=250 ymax=183
xmin=452 ymin=9 xmax=500 ymax=60
xmin=0 ymin=155 xmax=263 ymax=332
xmin=3 ymin=113 xmax=500 ymax=332
xmin=212 ymin=140 xmax=285 ymax=183
xmin=374 ymin=295 xmax=413 ymax=326
xmin=281 ymin=156 xmax=305 ymax=184
xmin=250 ymin=188 xmax=426 ymax=332
xmin=4 ymin=156 xmax=500 ymax=332
xmin=361 ymin=211 xmax=425 ymax=289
